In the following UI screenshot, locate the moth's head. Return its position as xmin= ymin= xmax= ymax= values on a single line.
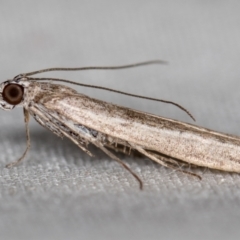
xmin=0 ymin=79 xmax=25 ymax=110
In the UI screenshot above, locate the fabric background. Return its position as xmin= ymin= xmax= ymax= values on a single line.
xmin=0 ymin=1 xmax=240 ymax=239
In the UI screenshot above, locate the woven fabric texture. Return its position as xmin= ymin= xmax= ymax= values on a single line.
xmin=0 ymin=1 xmax=240 ymax=240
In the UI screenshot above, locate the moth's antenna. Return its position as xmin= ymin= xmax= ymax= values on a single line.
xmin=23 ymin=60 xmax=167 ymax=77
xmin=27 ymin=76 xmax=195 ymax=121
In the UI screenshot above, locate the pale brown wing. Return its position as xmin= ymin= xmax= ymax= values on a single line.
xmin=40 ymin=93 xmax=240 ymax=172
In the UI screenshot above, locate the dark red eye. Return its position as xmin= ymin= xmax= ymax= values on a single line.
xmin=2 ymin=84 xmax=24 ymax=105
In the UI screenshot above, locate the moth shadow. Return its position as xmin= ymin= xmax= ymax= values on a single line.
xmin=6 ymin=128 xmax=151 ymax=167
xmin=6 ymin=128 xmax=235 ymax=178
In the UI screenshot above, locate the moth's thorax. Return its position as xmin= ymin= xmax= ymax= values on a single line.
xmin=24 ymin=81 xmax=78 ymax=106
xmin=0 ymin=77 xmax=78 ymax=110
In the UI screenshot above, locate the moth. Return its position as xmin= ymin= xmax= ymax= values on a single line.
xmin=0 ymin=60 xmax=240 ymax=189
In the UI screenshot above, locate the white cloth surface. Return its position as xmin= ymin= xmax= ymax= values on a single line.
xmin=0 ymin=1 xmax=240 ymax=239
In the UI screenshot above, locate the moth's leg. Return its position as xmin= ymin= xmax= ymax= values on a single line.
xmin=59 ymin=129 xmax=94 ymax=157
xmin=152 ymin=154 xmax=201 ymax=179
xmin=93 ymin=141 xmax=143 ymax=190
xmin=130 ymin=143 xmax=201 ymax=180
xmin=104 ymin=136 xmax=135 ymax=155
xmin=6 ymin=108 xmax=31 ymax=168
xmin=147 ymin=151 xmax=193 ymax=168
xmin=31 ymin=106 xmax=94 ymax=157
xmin=105 ymin=143 xmax=132 ymax=155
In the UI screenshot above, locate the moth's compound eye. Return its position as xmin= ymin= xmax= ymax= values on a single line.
xmin=2 ymin=84 xmax=24 ymax=105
